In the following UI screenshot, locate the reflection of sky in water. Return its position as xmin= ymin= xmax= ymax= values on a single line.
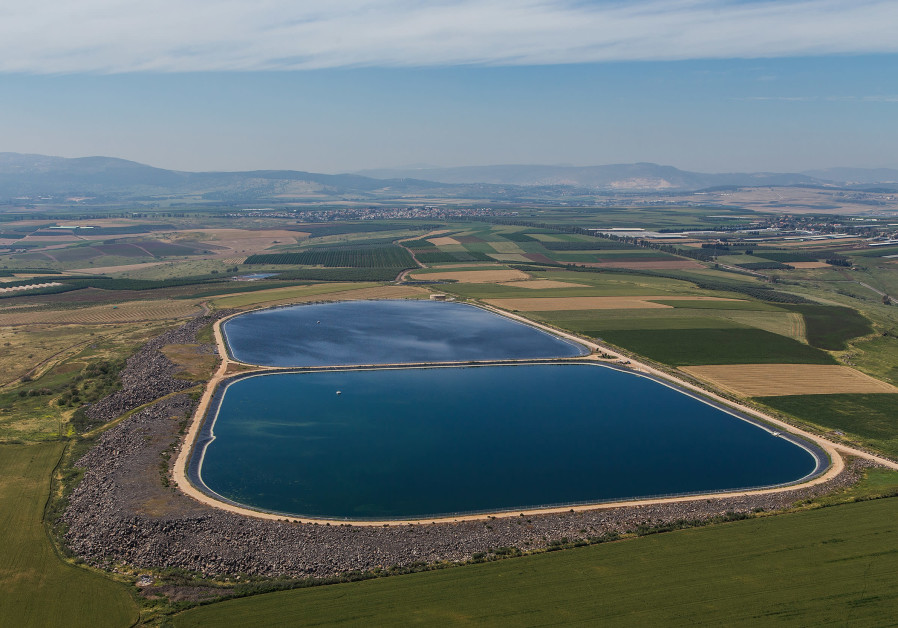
xmin=223 ymin=300 xmax=585 ymax=366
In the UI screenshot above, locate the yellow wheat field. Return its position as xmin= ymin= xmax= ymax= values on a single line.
xmin=680 ymin=364 xmax=898 ymax=397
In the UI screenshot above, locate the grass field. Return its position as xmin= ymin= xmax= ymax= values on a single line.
xmin=852 ymin=335 xmax=898 ymax=385
xmin=0 ymin=321 xmax=172 ymax=441
xmin=758 ymin=393 xmax=898 ymax=459
xmin=172 ymin=497 xmax=898 ymax=627
xmin=594 ymin=328 xmax=837 ymax=366
xmin=0 ymin=443 xmax=138 ymax=627
xmin=781 ymin=304 xmax=872 ymax=350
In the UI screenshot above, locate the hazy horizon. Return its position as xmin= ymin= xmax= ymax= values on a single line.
xmin=2 ymin=2 xmax=897 ymax=174
xmin=4 ymin=149 xmax=896 ymax=178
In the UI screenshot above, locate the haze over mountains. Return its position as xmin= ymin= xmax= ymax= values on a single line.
xmin=1 ymin=152 xmax=897 ymax=202
xmin=356 ymin=163 xmax=855 ymax=190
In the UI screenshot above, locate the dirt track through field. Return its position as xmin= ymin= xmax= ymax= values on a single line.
xmin=680 ymin=364 xmax=898 ymax=397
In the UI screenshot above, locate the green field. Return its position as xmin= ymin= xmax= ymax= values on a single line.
xmin=852 ymin=335 xmax=898 ymax=386
xmin=173 ymin=497 xmax=898 ymax=627
xmin=781 ymin=304 xmax=872 ymax=350
xmin=244 ymin=245 xmax=416 ymax=268
xmin=0 ymin=443 xmax=138 ymax=627
xmin=593 ymin=328 xmax=837 ymax=366
xmin=758 ymin=393 xmax=898 ymax=459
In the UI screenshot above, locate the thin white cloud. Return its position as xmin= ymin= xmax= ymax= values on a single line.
xmin=1 ymin=0 xmax=897 ymax=73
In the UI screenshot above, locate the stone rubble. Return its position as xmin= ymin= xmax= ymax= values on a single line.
xmin=84 ymin=312 xmax=232 ymax=423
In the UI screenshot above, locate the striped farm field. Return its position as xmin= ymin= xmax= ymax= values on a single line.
xmin=409 ymin=269 xmax=530 ymax=283
xmin=427 ymin=237 xmax=460 ymax=246
xmin=680 ymin=364 xmax=898 ymax=397
xmin=0 ymin=300 xmax=202 ymax=325
xmin=484 ymin=296 xmax=742 ymax=311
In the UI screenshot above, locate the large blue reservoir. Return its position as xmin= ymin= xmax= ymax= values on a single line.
xmin=199 ymin=363 xmax=821 ymax=519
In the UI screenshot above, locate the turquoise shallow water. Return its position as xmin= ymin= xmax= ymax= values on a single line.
xmin=222 ymin=300 xmax=586 ymax=366
xmin=200 ymin=364 xmax=819 ymax=519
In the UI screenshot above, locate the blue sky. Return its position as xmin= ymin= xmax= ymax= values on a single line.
xmin=1 ymin=1 xmax=896 ymax=173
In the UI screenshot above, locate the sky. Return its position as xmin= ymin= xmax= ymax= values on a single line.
xmin=1 ymin=0 xmax=897 ymax=174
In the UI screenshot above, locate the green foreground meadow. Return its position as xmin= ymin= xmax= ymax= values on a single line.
xmin=0 ymin=443 xmax=138 ymax=627
xmin=174 ymin=497 xmax=898 ymax=627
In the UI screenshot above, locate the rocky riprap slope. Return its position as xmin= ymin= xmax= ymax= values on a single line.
xmin=84 ymin=312 xmax=231 ymax=423
xmin=63 ymin=355 xmax=874 ymax=578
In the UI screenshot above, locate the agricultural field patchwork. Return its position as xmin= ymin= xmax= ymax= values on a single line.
xmin=1 ymin=214 xmax=897 ymax=625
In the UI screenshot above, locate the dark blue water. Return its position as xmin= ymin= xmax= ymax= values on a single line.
xmin=200 ymin=364 xmax=819 ymax=519
xmin=222 ymin=300 xmax=586 ymax=366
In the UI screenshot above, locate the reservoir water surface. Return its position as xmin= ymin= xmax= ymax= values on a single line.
xmin=199 ymin=363 xmax=822 ymax=519
xmin=222 ymin=300 xmax=586 ymax=366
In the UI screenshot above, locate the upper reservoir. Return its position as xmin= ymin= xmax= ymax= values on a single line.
xmin=222 ymin=300 xmax=586 ymax=366
xmin=197 ymin=363 xmax=822 ymax=519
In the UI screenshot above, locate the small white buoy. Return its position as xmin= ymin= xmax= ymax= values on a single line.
xmin=317 ymin=321 xmax=321 ymax=324
xmin=336 ymin=391 xmax=342 ymax=395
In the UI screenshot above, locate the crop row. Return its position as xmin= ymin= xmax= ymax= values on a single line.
xmin=245 ymin=246 xmax=417 ymax=268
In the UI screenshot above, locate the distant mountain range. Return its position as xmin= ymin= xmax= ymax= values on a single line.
xmin=1 ymin=152 xmax=897 ymax=203
xmin=357 ymin=163 xmax=898 ymax=190
xmin=0 ymin=152 xmax=435 ymax=200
